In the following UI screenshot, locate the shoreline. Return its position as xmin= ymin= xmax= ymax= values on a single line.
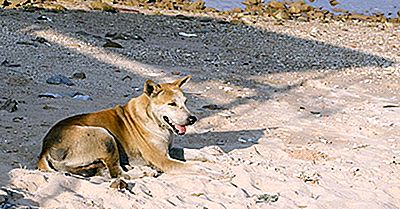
xmin=1 ymin=0 xmax=400 ymax=24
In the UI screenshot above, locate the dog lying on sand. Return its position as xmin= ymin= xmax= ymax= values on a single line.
xmin=37 ymin=75 xmax=212 ymax=178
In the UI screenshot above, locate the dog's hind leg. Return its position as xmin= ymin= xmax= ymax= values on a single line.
xmin=40 ymin=126 xmax=125 ymax=178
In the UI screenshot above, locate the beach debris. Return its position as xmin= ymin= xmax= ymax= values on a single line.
xmin=178 ymin=32 xmax=197 ymax=37
xmin=171 ymin=71 xmax=181 ymax=75
xmin=110 ymin=178 xmax=128 ymax=190
xmin=0 ymin=99 xmax=18 ymax=112
xmin=103 ymin=39 xmax=123 ymax=48
xmin=238 ymin=137 xmax=258 ymax=143
xmin=46 ymin=74 xmax=74 ymax=86
xmin=255 ymin=193 xmax=279 ymax=204
xmin=72 ymin=94 xmax=92 ymax=101
xmin=38 ymin=92 xmax=63 ymax=99
xmin=39 ymin=92 xmax=92 ymax=101
xmin=1 ymin=59 xmax=21 ymax=68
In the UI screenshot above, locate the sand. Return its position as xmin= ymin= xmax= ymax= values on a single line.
xmin=0 ymin=5 xmax=399 ymax=209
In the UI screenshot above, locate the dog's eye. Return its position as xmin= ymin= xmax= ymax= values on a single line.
xmin=168 ymin=102 xmax=177 ymax=107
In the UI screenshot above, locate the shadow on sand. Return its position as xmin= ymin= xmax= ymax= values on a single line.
xmin=0 ymin=7 xmax=394 ymax=193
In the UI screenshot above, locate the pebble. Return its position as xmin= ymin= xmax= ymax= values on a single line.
xmin=71 ymin=72 xmax=86 ymax=79
xmin=110 ymin=178 xmax=128 ymax=190
xmin=46 ymin=74 xmax=74 ymax=86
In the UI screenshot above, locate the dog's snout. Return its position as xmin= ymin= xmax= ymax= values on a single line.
xmin=187 ymin=115 xmax=197 ymax=125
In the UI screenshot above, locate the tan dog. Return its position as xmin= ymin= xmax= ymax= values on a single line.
xmin=37 ymin=75 xmax=202 ymax=178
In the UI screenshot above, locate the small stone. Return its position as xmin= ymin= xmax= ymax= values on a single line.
xmin=89 ymin=1 xmax=116 ymax=12
xmin=110 ymin=178 xmax=128 ymax=190
xmin=329 ymin=0 xmax=339 ymax=6
xmin=46 ymin=74 xmax=74 ymax=86
xmin=267 ymin=1 xmax=286 ymax=10
xmin=71 ymin=72 xmax=86 ymax=79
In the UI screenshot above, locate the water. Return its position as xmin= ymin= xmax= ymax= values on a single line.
xmin=203 ymin=0 xmax=400 ymax=18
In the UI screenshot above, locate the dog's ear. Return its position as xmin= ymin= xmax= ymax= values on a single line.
xmin=172 ymin=75 xmax=192 ymax=88
xmin=144 ymin=79 xmax=160 ymax=97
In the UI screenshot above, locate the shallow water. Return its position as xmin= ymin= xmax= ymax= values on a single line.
xmin=204 ymin=0 xmax=400 ymax=18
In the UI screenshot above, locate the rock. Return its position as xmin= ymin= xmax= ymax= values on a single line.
xmin=329 ymin=0 xmax=339 ymax=6
xmin=46 ymin=74 xmax=74 ymax=86
xmin=288 ymin=1 xmax=312 ymax=14
xmin=103 ymin=39 xmax=123 ymax=48
xmin=243 ymin=0 xmax=263 ymax=14
xmin=230 ymin=7 xmax=242 ymax=13
xmin=242 ymin=0 xmax=262 ymax=7
xmin=110 ymin=178 xmax=128 ymax=190
xmin=0 ymin=99 xmax=18 ymax=112
xmin=187 ymin=0 xmax=205 ymax=11
xmin=37 ymin=3 xmax=66 ymax=11
xmin=89 ymin=1 xmax=116 ymax=12
xmin=273 ymin=10 xmax=291 ymax=20
xmin=267 ymin=1 xmax=286 ymax=10
xmin=71 ymin=72 xmax=86 ymax=79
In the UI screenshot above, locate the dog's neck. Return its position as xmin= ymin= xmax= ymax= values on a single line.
xmin=123 ymin=94 xmax=173 ymax=150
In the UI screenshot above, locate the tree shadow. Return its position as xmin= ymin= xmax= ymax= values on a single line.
xmin=0 ymin=8 xmax=395 ymax=177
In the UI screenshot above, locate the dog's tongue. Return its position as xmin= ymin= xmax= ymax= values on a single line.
xmin=175 ymin=124 xmax=186 ymax=135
